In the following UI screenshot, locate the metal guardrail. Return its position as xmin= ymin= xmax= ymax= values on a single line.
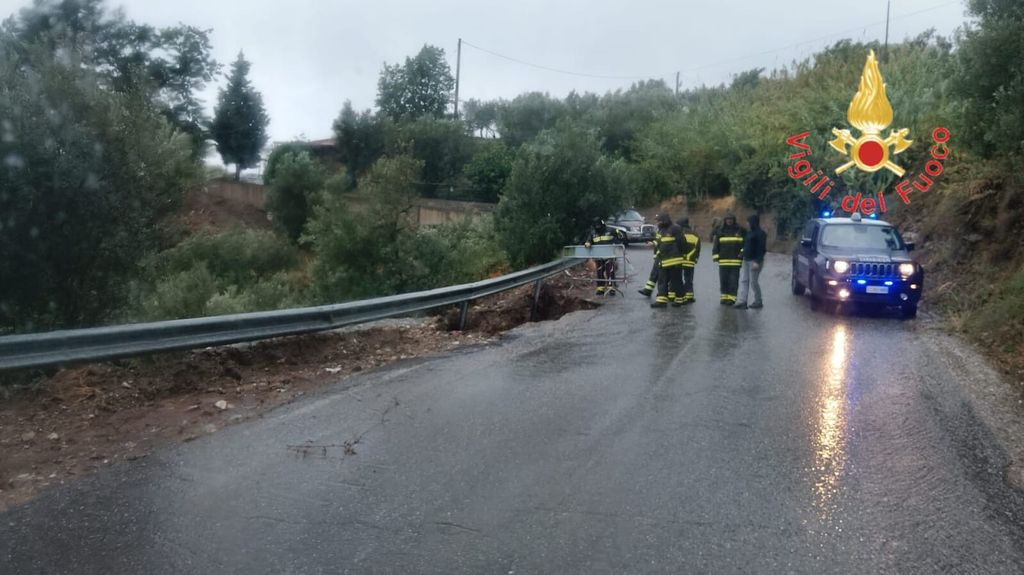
xmin=0 ymin=257 xmax=581 ymax=372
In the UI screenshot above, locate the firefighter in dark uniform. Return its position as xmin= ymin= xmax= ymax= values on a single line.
xmin=651 ymin=213 xmax=689 ymax=308
xmin=585 ymin=218 xmax=625 ymax=296
xmin=712 ymin=212 xmax=745 ymax=305
xmin=679 ymin=217 xmax=701 ymax=304
xmin=638 ymin=214 xmax=662 ymax=297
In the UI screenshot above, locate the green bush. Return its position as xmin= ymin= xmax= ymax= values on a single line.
xmin=204 ymin=274 xmax=297 ymax=317
xmin=142 ymin=264 xmax=220 ymax=320
xmin=151 ymin=228 xmax=298 ymax=286
xmin=965 ymin=268 xmax=1024 ymax=354
xmin=140 ymin=229 xmax=304 ymax=320
xmin=496 ymin=121 xmax=627 ymax=266
xmin=306 ymin=155 xmax=507 ymax=303
xmin=266 ymin=151 xmax=327 ymax=241
xmin=0 ymin=43 xmax=199 ymax=331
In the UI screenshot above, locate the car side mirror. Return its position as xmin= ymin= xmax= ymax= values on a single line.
xmin=800 ymin=238 xmax=813 ymax=247
xmin=905 ymin=242 xmax=916 ymax=252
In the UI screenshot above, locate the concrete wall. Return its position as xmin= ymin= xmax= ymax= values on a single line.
xmin=206 ymin=180 xmax=268 ymax=208
xmin=204 ymin=181 xmax=494 ymax=227
xmin=415 ymin=198 xmax=495 ymax=226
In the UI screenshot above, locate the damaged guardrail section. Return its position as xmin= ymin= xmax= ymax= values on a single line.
xmin=0 ymin=257 xmax=580 ymax=372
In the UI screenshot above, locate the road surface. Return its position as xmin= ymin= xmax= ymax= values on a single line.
xmin=3 ymin=248 xmax=1024 ymax=573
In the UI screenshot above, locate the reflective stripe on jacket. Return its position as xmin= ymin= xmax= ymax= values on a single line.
xmin=712 ymin=226 xmax=745 ymax=266
xmin=587 ymin=227 xmax=624 ymax=245
xmin=655 ymin=224 xmax=688 ymax=268
xmin=682 ymin=231 xmax=701 ymax=268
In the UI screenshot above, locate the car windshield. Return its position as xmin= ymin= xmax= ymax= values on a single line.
xmin=820 ymin=224 xmax=904 ymax=250
xmin=617 ymin=210 xmax=643 ymax=221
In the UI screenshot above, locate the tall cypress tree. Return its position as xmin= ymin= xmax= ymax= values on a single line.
xmin=211 ymin=52 xmax=269 ymax=180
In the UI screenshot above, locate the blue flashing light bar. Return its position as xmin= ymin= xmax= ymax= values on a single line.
xmin=884 ymin=281 xmax=894 ymax=286
xmin=857 ymin=279 xmax=867 ymax=285
xmin=822 ymin=211 xmax=832 ymax=218
xmin=868 ymin=213 xmax=878 ymax=219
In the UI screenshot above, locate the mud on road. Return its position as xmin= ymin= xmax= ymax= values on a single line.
xmin=0 ymin=272 xmax=598 ymax=510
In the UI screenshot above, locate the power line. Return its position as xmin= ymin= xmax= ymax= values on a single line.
xmin=460 ymin=40 xmax=654 ymax=81
xmin=460 ymin=1 xmax=961 ymax=83
xmin=682 ymin=0 xmax=960 ymax=73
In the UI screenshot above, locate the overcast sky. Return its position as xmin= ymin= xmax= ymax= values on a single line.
xmin=2 ymin=0 xmax=970 ymax=146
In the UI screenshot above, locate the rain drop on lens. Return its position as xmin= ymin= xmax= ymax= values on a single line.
xmin=4 ymin=153 xmax=25 ymax=169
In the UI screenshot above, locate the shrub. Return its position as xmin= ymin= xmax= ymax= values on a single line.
xmin=140 ymin=229 xmax=304 ymax=320
xmin=151 ymin=228 xmax=299 ymax=286
xmin=496 ymin=121 xmax=627 ymax=266
xmin=142 ymin=264 xmax=220 ymax=320
xmin=307 ymin=156 xmax=507 ymax=303
xmin=266 ymin=151 xmax=326 ymax=240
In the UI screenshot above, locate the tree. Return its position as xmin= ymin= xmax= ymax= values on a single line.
xmin=0 ymin=42 xmax=199 ymax=331
xmin=594 ymin=80 xmax=677 ymax=158
xmin=376 ymin=44 xmax=454 ymax=121
xmin=462 ymin=98 xmax=499 ymax=137
xmin=496 ymin=121 xmax=627 ymax=266
xmin=496 ymin=92 xmax=567 ymax=147
xmin=333 ymin=101 xmax=393 ymax=179
xmin=10 ymin=0 xmax=220 ymax=157
xmin=306 ymin=156 xmax=423 ymax=300
xmin=263 ymin=142 xmax=310 ymax=185
xmin=266 ymin=151 xmax=326 ymax=241
xmin=390 ymin=117 xmax=473 ymax=197
xmin=954 ymin=0 xmax=1024 ymax=158
xmin=463 ymin=141 xmax=514 ymax=203
xmin=211 ymin=52 xmax=269 ymax=181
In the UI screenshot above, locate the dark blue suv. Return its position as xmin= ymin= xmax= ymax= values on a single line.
xmin=791 ymin=213 xmax=924 ymax=318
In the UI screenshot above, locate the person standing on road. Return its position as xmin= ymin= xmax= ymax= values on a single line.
xmin=734 ymin=214 xmax=767 ymax=309
xmin=638 ymin=215 xmax=661 ymax=298
xmin=712 ymin=212 xmax=745 ymax=305
xmin=651 ymin=214 xmax=689 ymax=308
xmin=679 ymin=217 xmax=701 ymax=304
xmin=710 ymin=217 xmax=722 ymax=244
xmin=585 ymin=218 xmax=625 ymax=296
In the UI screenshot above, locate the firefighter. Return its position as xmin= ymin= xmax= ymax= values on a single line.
xmin=712 ymin=212 xmax=745 ymax=305
xmin=638 ymin=214 xmax=661 ymax=297
xmin=651 ymin=213 xmax=688 ymax=308
xmin=585 ymin=218 xmax=625 ymax=296
xmin=679 ymin=216 xmax=702 ymax=303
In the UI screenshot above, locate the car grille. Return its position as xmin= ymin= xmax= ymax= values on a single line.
xmin=851 ymin=262 xmax=895 ymax=277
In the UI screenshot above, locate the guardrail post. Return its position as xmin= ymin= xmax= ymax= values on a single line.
xmin=458 ymin=301 xmax=470 ymax=331
xmin=530 ymin=279 xmax=543 ymax=322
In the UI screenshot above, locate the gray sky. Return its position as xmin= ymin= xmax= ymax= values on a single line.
xmin=2 ymin=0 xmax=970 ymax=146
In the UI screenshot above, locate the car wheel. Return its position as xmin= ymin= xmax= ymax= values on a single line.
xmin=900 ymin=302 xmax=918 ymax=319
xmin=791 ymin=267 xmax=806 ymax=295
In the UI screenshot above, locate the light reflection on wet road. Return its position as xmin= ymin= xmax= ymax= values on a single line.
xmin=813 ymin=324 xmax=849 ymax=517
xmin=2 ymin=247 xmax=1024 ymax=574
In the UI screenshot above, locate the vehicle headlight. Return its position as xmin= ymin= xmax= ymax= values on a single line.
xmin=832 ymin=260 xmax=850 ymax=274
xmin=899 ymin=263 xmax=915 ymax=276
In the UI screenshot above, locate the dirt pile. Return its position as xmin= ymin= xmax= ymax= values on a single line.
xmin=165 ymin=186 xmax=273 ymax=238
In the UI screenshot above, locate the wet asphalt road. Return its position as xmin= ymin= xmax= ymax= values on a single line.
xmin=3 ymin=247 xmax=1024 ymax=574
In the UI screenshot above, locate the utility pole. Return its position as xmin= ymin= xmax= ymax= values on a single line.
xmin=883 ymin=0 xmax=891 ymax=61
xmin=454 ymin=38 xmax=462 ymax=117
xmin=675 ymin=71 xmax=680 ymax=95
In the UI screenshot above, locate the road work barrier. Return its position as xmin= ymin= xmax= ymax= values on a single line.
xmin=0 ymin=257 xmax=580 ymax=373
